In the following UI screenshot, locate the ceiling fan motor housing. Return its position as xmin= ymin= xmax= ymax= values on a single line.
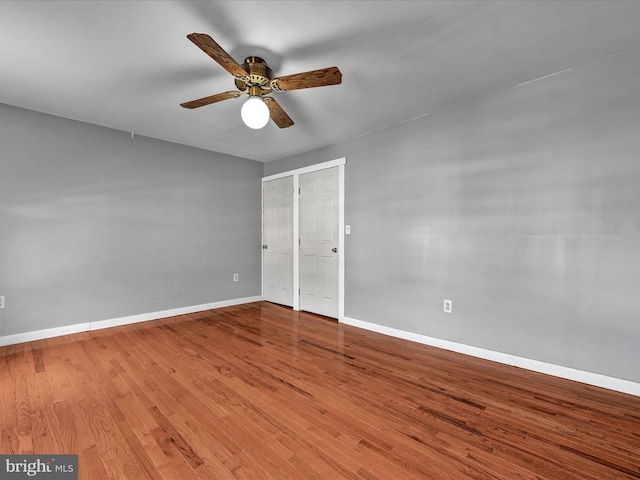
xmin=235 ymin=56 xmax=274 ymax=96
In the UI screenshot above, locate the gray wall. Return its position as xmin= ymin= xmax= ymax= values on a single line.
xmin=1 ymin=104 xmax=262 ymax=337
xmin=265 ymin=47 xmax=640 ymax=383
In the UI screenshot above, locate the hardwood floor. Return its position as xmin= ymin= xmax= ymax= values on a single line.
xmin=1 ymin=301 xmax=639 ymax=479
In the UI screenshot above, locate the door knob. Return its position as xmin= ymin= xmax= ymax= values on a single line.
xmin=332 ymin=247 xmax=338 ymax=253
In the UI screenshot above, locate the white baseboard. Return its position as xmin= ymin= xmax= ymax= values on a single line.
xmin=341 ymin=316 xmax=640 ymax=398
xmin=0 ymin=296 xmax=263 ymax=347
xmin=0 ymin=323 xmax=92 ymax=348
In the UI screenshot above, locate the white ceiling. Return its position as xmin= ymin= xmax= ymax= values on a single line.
xmin=2 ymin=1 xmax=640 ymax=163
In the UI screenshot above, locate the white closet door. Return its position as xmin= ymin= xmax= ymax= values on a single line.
xmin=299 ymin=167 xmax=339 ymax=318
xmin=263 ymin=176 xmax=294 ymax=307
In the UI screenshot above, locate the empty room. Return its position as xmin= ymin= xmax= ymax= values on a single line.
xmin=1 ymin=1 xmax=639 ymax=479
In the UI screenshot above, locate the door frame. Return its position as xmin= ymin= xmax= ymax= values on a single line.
xmin=262 ymin=157 xmax=346 ymax=320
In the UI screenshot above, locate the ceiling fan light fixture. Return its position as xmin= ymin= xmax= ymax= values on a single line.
xmin=181 ymin=33 xmax=342 ymax=129
xmin=241 ymin=96 xmax=270 ymax=129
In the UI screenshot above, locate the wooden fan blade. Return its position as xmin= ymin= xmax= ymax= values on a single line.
xmin=180 ymin=91 xmax=241 ymax=109
xmin=271 ymin=66 xmax=342 ymax=92
xmin=187 ymin=33 xmax=247 ymax=78
xmin=264 ymin=97 xmax=294 ymax=128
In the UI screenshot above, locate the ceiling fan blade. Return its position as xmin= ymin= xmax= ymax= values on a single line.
xmin=180 ymin=91 xmax=241 ymax=109
xmin=271 ymin=66 xmax=342 ymax=92
xmin=187 ymin=33 xmax=248 ymax=78
xmin=264 ymin=97 xmax=294 ymax=128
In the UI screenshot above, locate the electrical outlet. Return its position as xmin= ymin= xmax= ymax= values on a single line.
xmin=0 ymin=296 xmax=5 ymax=309
xmin=443 ymin=299 xmax=452 ymax=314
xmin=233 ymin=274 xmax=239 ymax=282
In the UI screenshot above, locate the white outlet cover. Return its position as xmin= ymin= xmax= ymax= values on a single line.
xmin=443 ymin=299 xmax=453 ymax=313
xmin=0 ymin=296 xmax=4 ymax=309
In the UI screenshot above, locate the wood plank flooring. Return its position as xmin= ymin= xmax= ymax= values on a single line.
xmin=1 ymin=301 xmax=639 ymax=479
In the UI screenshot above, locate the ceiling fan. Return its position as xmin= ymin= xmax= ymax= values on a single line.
xmin=180 ymin=33 xmax=343 ymax=129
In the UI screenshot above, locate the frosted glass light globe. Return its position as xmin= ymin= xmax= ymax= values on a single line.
xmin=241 ymin=97 xmax=270 ymax=129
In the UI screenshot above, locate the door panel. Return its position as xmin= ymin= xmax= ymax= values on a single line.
xmin=299 ymin=167 xmax=339 ymax=318
xmin=263 ymin=176 xmax=294 ymax=307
